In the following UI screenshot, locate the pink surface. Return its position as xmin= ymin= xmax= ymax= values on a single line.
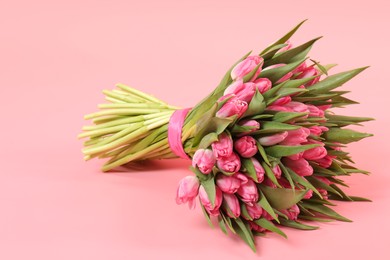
xmin=1 ymin=0 xmax=389 ymax=259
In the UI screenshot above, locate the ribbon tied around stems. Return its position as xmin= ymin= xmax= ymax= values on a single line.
xmin=168 ymin=108 xmax=191 ymax=160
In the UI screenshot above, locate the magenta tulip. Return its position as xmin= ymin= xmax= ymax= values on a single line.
xmin=279 ymin=127 xmax=311 ymax=146
xmin=281 ymin=204 xmax=300 ymax=220
xmin=237 ymin=119 xmax=260 ymax=136
xmin=254 ymin=78 xmax=272 ymax=93
xmin=250 ymin=158 xmax=265 ymax=183
xmin=216 ymin=173 xmax=247 ymax=194
xmin=224 ymin=80 xmax=256 ymax=103
xmin=246 ymin=203 xmax=263 ymax=220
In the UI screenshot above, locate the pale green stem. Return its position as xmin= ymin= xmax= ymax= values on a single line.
xmin=93 ymin=115 xmax=127 ymax=124
xmin=78 ymin=124 xmax=130 ymax=139
xmin=102 ymin=139 xmax=169 ymax=171
xmin=116 ymin=83 xmax=168 ymax=105
xmin=85 ymin=108 xmax=172 ymax=120
xmin=83 ymin=117 xmax=170 ymax=155
xmin=105 ymin=96 xmax=127 ymax=104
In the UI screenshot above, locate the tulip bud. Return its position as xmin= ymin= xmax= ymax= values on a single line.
xmin=308 ymin=126 xmax=329 ymax=136
xmin=216 ymin=96 xmax=248 ymax=118
xmin=199 ymin=186 xmax=223 ymax=216
xmin=250 ymin=158 xmax=265 ymax=183
xmin=280 ymin=128 xmax=311 ymax=146
xmin=279 ymin=40 xmax=293 ymax=52
xmin=217 ymin=152 xmax=241 ymax=174
xmin=270 ymin=96 xmax=292 ymax=106
xmin=223 ymin=193 xmax=241 ymax=218
xmin=283 ymin=157 xmax=313 ymax=176
xmin=176 ymin=176 xmax=200 ymax=209
xmin=231 ymin=55 xmax=263 ymax=81
xmin=303 ymin=141 xmax=327 ymax=161
xmin=281 ymin=204 xmax=300 ymax=220
xmin=253 ymin=78 xmax=272 ymax=93
xmin=303 ymin=189 xmax=313 ymax=199
xmin=313 ymin=155 xmax=334 ymax=168
xmin=211 ymin=132 xmax=233 ymax=159
xmin=272 ymin=165 xmax=282 ymax=179
xmin=258 ymin=131 xmax=288 ymax=146
xmin=307 ymin=104 xmax=325 ymax=117
xmin=246 ymin=202 xmax=263 ymax=220
xmin=249 ymin=221 xmax=266 ymax=233
xmin=237 ymin=119 xmax=260 ymax=136
xmin=192 ymin=149 xmax=216 ymax=174
xmin=296 ymin=65 xmax=320 ymax=86
xmin=216 ymin=173 xmax=247 ymax=194
xmin=237 ymin=179 xmax=259 ymax=205
xmin=224 ymin=80 xmax=256 ymax=103
xmin=234 ymin=136 xmax=257 ymax=158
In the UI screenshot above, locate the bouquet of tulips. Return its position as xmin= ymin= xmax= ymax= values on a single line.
xmin=79 ymin=21 xmax=373 ymax=251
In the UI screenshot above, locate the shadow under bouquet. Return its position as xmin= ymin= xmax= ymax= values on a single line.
xmin=79 ymin=21 xmax=373 ymax=251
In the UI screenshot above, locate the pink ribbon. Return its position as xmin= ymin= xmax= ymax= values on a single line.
xmin=168 ymin=108 xmax=191 ymax=160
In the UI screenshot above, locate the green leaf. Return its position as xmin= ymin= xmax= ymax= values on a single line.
xmin=308 ymin=67 xmax=369 ymax=94
xmin=262 ymin=162 xmax=282 ymax=188
xmin=218 ymin=216 xmax=228 ymax=234
xmin=201 ymin=177 xmax=216 ymax=207
xmin=240 ymin=203 xmax=253 ymax=221
xmin=326 ymin=114 xmax=374 ymax=124
xmin=300 ymin=202 xmax=352 ymax=222
xmin=260 ymin=20 xmax=307 ymax=57
xmin=193 ymin=116 xmax=234 ymax=147
xmin=256 ymin=141 xmax=271 ymax=166
xmin=298 ymin=215 xmax=334 ymax=222
xmin=199 ymin=199 xmax=214 ymax=227
xmin=323 ymin=128 xmax=373 ymax=144
xmin=287 ymin=168 xmax=322 ymax=198
xmin=273 ymin=111 xmax=309 ymax=123
xmin=265 ymin=144 xmax=320 ymax=157
xmin=252 ymin=121 xmax=300 ymax=135
xmin=279 ymin=218 xmax=318 ymax=230
xmin=221 ymin=213 xmax=236 ymax=234
xmin=243 ymin=90 xmax=266 ymax=117
xmin=258 ymin=190 xmax=279 ymax=222
xmin=259 ymin=184 xmax=308 ymax=210
xmin=259 ymin=58 xmax=308 ymax=84
xmin=242 ymin=158 xmax=259 ymax=182
xmin=232 ymin=218 xmax=256 ymax=252
xmin=198 ymin=132 xmax=219 ymax=149
xmin=243 ymin=62 xmax=263 ymax=82
xmin=260 ymin=43 xmax=288 ymax=61
xmin=265 ymin=37 xmax=322 ymax=66
xmin=279 ymin=163 xmax=295 ymax=190
xmin=254 ymin=218 xmax=287 ymax=238
xmin=305 ymin=176 xmax=343 ymax=197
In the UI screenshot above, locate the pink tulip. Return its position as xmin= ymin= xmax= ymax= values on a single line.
xmin=258 ymin=131 xmax=288 ymax=146
xmin=216 ymin=173 xmax=248 ymax=194
xmin=313 ymin=155 xmax=333 ymax=168
xmin=246 ymin=203 xmax=263 ymax=220
xmin=281 ymin=204 xmax=300 ymax=220
xmin=234 ymin=136 xmax=257 ymax=158
xmin=192 ymin=149 xmax=216 ymax=174
xmin=224 ymin=80 xmax=256 ymax=103
xmin=303 ymin=189 xmax=313 ymax=199
xmin=279 ymin=40 xmax=293 ymax=52
xmin=272 ymin=165 xmax=282 ymax=179
xmin=216 ymin=96 xmax=248 ymax=118
xmin=250 ymin=158 xmax=265 ymax=183
xmin=296 ymin=66 xmax=320 ymax=86
xmin=317 ymin=104 xmax=332 ymax=111
xmin=231 ymin=55 xmax=263 ymax=81
xmin=199 ymin=186 xmax=223 ymax=216
xmin=308 ymin=126 xmax=329 ymax=136
xmin=307 ymin=104 xmax=325 ymax=117
xmin=303 ymin=141 xmax=327 ymax=160
xmin=254 ymin=78 xmax=272 ymax=93
xmin=262 ymin=209 xmax=277 ymax=220
xmin=270 ymin=96 xmax=291 ymax=106
xmin=314 ymin=176 xmax=333 ymax=185
xmin=249 ymin=221 xmax=266 ymax=233
xmin=265 ymin=64 xmax=293 ymax=83
xmin=217 ymin=152 xmax=241 ymax=173
xmin=211 ymin=132 xmax=233 ymax=159
xmin=176 ymin=176 xmax=200 ymax=209
xmin=279 ymin=128 xmax=311 ymax=145
xmin=263 ymin=178 xmax=277 ymax=188
xmin=223 ymin=193 xmax=241 ymax=218
xmin=237 ymin=179 xmax=259 ymax=205
xmin=292 ymin=61 xmax=307 ymax=74
xmin=283 ymin=157 xmax=313 ymax=176
xmin=286 ymin=152 xmax=304 ymax=161
xmin=284 ymin=101 xmax=309 ymax=113
xmin=318 ymin=188 xmax=329 ymax=199
xmin=237 ymin=119 xmax=260 ymax=136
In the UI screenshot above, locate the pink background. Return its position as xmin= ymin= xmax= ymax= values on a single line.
xmin=1 ymin=0 xmax=389 ymax=259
